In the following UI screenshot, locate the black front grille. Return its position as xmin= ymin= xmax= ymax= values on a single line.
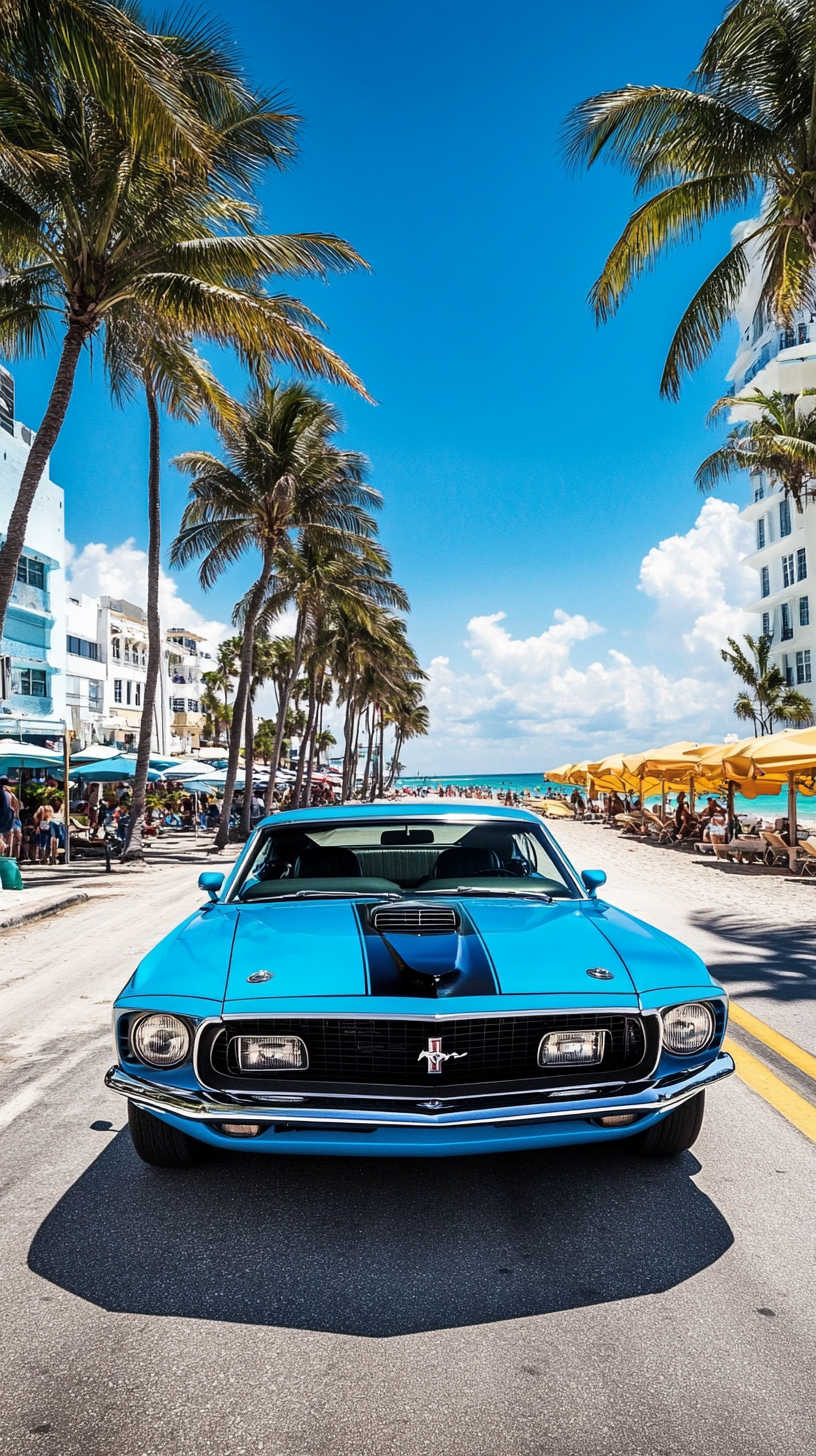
xmin=371 ymin=905 xmax=459 ymax=935
xmin=201 ymin=1013 xmax=649 ymax=1090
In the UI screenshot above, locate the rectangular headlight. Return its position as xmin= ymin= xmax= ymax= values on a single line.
xmin=235 ymin=1035 xmax=308 ymax=1071
xmin=538 ymin=1029 xmax=606 ymax=1067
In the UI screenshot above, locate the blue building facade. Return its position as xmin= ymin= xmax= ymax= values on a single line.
xmin=0 ymin=365 xmax=66 ymax=740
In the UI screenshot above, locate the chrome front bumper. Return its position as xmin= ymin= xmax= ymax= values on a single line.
xmin=105 ymin=1051 xmax=735 ymax=1131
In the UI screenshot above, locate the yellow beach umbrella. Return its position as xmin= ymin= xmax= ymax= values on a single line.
xmin=722 ymin=729 xmax=816 ymax=868
xmin=545 ymin=764 xmax=576 ymax=785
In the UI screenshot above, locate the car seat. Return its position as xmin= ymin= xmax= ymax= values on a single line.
xmin=294 ymin=845 xmax=361 ymax=878
xmin=432 ymin=847 xmax=502 ymax=878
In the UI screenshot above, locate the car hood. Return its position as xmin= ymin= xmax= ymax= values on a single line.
xmin=121 ymin=895 xmax=713 ymax=1014
xmin=218 ymin=896 xmax=709 ymax=1008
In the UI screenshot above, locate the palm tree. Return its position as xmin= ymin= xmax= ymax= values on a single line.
xmin=698 ymin=389 xmax=816 ymax=509
xmin=721 ymin=633 xmax=815 ymax=733
xmin=0 ymin=6 xmax=370 ymax=632
xmin=562 ymin=0 xmax=816 ymax=398
xmin=170 ymin=382 xmax=380 ymax=849
xmin=261 ymin=534 xmax=410 ymax=809
xmin=238 ymin=631 xmax=278 ymax=838
xmin=384 ymin=691 xmax=429 ymax=790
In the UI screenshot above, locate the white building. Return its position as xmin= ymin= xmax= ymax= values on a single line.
xmin=731 ymin=313 xmax=816 ymax=706
xmin=165 ymin=627 xmax=212 ymax=752
xmin=0 ymin=365 xmax=67 ymax=740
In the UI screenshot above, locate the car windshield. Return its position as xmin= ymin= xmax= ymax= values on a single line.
xmin=231 ymin=818 xmax=580 ymax=902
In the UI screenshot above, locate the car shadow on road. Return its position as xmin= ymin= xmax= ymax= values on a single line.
xmin=28 ymin=1133 xmax=733 ymax=1337
xmin=689 ymin=910 xmax=816 ymax=1004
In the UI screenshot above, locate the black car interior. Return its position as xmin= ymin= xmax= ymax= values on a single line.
xmin=236 ymin=823 xmax=574 ymax=899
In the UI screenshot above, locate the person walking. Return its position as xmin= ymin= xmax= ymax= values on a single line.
xmin=33 ymin=799 xmax=56 ymax=864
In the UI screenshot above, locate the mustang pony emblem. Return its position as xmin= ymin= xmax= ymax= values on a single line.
xmin=418 ymin=1036 xmax=468 ymax=1074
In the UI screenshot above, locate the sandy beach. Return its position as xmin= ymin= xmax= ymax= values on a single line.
xmin=552 ymin=817 xmax=816 ymax=1057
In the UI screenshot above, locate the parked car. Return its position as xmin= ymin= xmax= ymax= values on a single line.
xmin=106 ymin=803 xmax=734 ymax=1167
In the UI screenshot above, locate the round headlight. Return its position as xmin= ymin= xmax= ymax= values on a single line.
xmin=132 ymin=1013 xmax=190 ymax=1068
xmin=662 ymin=1002 xmax=715 ymax=1055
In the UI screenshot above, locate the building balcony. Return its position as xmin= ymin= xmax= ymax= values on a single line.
xmin=8 ymin=693 xmax=54 ymax=716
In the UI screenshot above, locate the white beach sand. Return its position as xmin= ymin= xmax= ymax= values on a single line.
xmin=553 ymin=818 xmax=816 ymax=1056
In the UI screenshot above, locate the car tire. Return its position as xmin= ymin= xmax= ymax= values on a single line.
xmin=127 ymin=1101 xmax=207 ymax=1168
xmin=632 ymin=1091 xmax=705 ymax=1158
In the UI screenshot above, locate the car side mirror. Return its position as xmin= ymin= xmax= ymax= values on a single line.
xmin=581 ymin=869 xmax=607 ymax=898
xmin=199 ymin=871 xmax=225 ymax=903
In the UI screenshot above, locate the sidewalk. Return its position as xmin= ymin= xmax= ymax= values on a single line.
xmin=0 ymin=829 xmax=238 ymax=930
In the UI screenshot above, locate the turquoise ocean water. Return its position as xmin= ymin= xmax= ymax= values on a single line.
xmin=395 ymin=772 xmax=816 ymax=824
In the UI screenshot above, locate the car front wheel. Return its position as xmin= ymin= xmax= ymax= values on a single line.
xmin=127 ymin=1101 xmax=207 ymax=1168
xmin=632 ymin=1091 xmax=705 ymax=1158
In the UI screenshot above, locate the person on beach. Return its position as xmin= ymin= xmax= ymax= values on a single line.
xmin=0 ymin=776 xmax=21 ymax=857
xmin=674 ymin=792 xmax=698 ymax=840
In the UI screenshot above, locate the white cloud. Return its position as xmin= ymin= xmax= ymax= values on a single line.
xmin=410 ymin=500 xmax=760 ymax=773
xmin=66 ymin=539 xmax=227 ymax=647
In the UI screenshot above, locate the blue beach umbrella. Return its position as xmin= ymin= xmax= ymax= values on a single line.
xmin=73 ymin=756 xmax=163 ymax=782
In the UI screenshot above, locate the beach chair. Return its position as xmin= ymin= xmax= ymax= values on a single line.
xmin=761 ymin=830 xmax=805 ymax=869
xmin=640 ymin=806 xmax=676 ymax=843
xmin=797 ymin=838 xmax=816 ymax=878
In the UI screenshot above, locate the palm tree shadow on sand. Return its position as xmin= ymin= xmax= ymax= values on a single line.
xmin=28 ymin=1134 xmax=733 ymax=1337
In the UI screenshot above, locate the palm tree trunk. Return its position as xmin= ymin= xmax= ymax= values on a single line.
xmin=214 ymin=555 xmax=274 ymax=852
xmin=292 ymin=663 xmax=318 ymax=809
xmin=350 ymin=705 xmax=363 ymax=799
xmin=377 ymin=716 xmax=385 ymax=797
xmin=302 ymin=665 xmax=324 ymax=809
xmin=124 ymin=382 xmax=162 ymax=861
xmin=239 ymin=673 xmax=255 ymax=839
xmin=385 ymin=730 xmax=402 ymax=791
xmin=341 ymin=694 xmax=355 ymax=801
xmin=0 ymin=324 xmax=86 ymax=629
xmin=264 ymin=611 xmax=306 ymax=812
xmin=361 ymin=709 xmax=375 ymax=799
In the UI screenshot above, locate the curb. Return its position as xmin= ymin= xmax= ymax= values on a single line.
xmin=0 ymin=891 xmax=90 ymax=931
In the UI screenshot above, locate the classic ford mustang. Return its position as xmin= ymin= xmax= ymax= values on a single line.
xmin=105 ymin=802 xmax=734 ymax=1166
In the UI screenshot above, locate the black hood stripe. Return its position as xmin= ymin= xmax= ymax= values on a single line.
xmin=356 ymin=905 xmax=498 ymax=999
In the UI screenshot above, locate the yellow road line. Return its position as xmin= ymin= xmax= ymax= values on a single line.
xmin=728 ymin=1001 xmax=816 ymax=1080
xmin=724 ymin=1037 xmax=816 ymax=1144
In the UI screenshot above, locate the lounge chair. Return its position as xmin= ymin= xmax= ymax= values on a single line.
xmin=797 ymin=838 xmax=816 ymax=878
xmin=640 ymin=806 xmax=677 ymax=843
xmin=761 ymin=830 xmax=806 ymax=869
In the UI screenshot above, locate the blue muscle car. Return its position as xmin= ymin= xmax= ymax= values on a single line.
xmin=105 ymin=802 xmax=734 ymax=1166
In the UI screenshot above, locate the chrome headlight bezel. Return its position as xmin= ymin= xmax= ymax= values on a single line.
xmin=661 ymin=1001 xmax=715 ymax=1056
xmin=131 ymin=1012 xmax=191 ymax=1068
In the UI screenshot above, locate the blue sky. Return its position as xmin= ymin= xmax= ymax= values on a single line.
xmin=15 ymin=0 xmax=760 ymax=770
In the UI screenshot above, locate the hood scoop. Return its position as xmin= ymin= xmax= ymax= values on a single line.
xmin=371 ymin=905 xmax=459 ymax=936
xmin=370 ymin=902 xmax=464 ymax=993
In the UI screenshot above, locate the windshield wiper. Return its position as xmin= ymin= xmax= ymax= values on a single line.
xmin=243 ymin=889 xmax=403 ymax=902
xmin=416 ymin=885 xmax=555 ymax=902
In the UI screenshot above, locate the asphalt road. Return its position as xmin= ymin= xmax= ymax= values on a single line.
xmin=1 ymin=852 xmax=814 ymax=1456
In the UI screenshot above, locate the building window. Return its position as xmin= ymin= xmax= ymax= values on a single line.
xmin=88 ymin=680 xmax=102 ymax=709
xmin=114 ymin=679 xmax=122 ymax=704
xmin=799 ymin=322 xmax=811 ymax=345
xmin=126 ymin=680 xmax=132 ymax=705
xmin=761 ymin=566 xmax=770 ymax=598
xmin=797 ymin=649 xmax=812 ymax=684
xmin=112 ymin=636 xmax=121 ymax=660
xmin=187 ymin=698 xmax=199 ymax=712
xmin=172 ymin=697 xmax=185 ymax=713
xmin=16 ymin=555 xmax=44 ymax=589
xmin=757 ymin=519 xmax=766 ymax=550
xmin=19 ymin=668 xmax=47 ymax=696
xmin=798 ymin=547 xmax=808 ymax=581
xmin=780 ymin=498 xmax=792 ymax=537
xmin=134 ymin=682 xmax=141 ymax=707
xmin=801 ymin=597 xmax=810 ymax=627
xmin=781 ymin=602 xmax=794 ymax=640
xmin=762 ymin=612 xmax=771 ymax=636
xmin=783 ymin=654 xmax=794 ymax=685
xmin=754 ymin=481 xmax=765 ymax=502
xmin=66 ymin=634 xmax=100 ymax=660
xmin=783 ymin=553 xmax=795 ymax=588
